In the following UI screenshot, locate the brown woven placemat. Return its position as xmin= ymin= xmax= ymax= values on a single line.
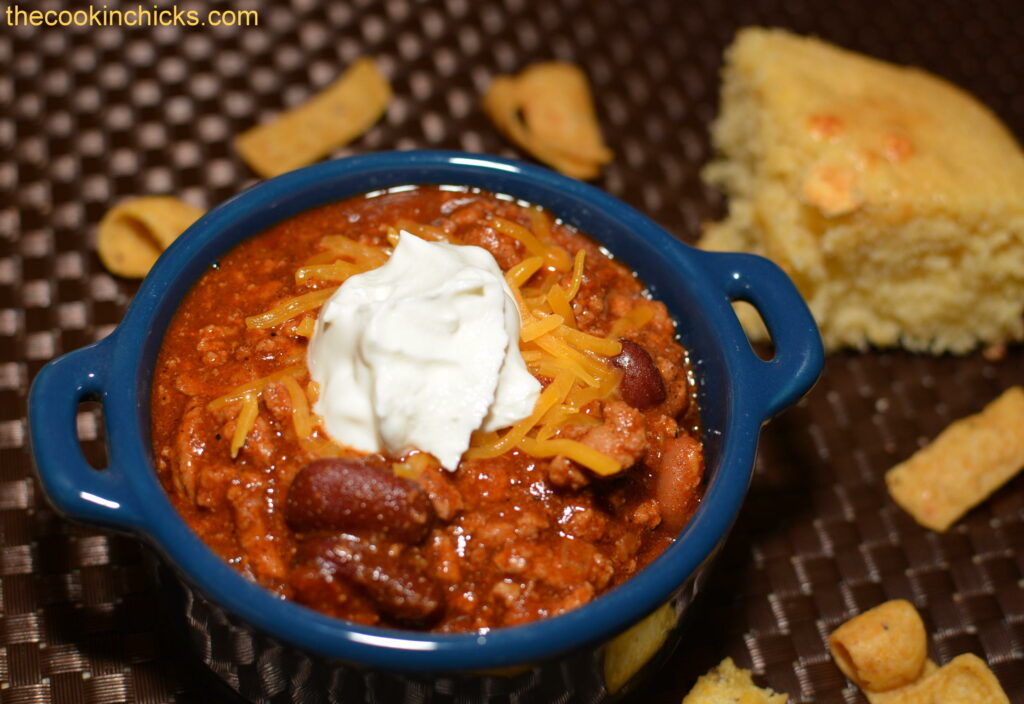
xmin=2 ymin=0 xmax=1023 ymax=702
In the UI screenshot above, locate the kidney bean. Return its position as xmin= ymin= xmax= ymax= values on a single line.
xmin=296 ymin=536 xmax=444 ymax=625
xmin=655 ymin=434 xmax=704 ymax=533
xmin=289 ymin=562 xmax=381 ymax=624
xmin=285 ymin=458 xmax=434 ymax=543
xmin=610 ymin=339 xmax=667 ymax=410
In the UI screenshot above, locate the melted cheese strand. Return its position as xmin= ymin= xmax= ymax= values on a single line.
xmin=506 ymin=256 xmax=545 ymax=289
xmin=295 ymin=261 xmax=366 ymax=284
xmin=320 ymin=235 xmax=390 ymax=266
xmin=566 ymin=250 xmax=586 ymax=300
xmin=564 ymin=371 xmax=622 ymax=410
xmin=526 ymin=208 xmax=572 ymax=271
xmin=395 ymin=219 xmax=458 ymax=243
xmin=280 ymin=375 xmax=315 ymax=440
xmin=246 ymin=288 xmax=338 ymax=329
xmin=491 ymin=217 xmax=549 ymax=261
xmin=536 ymin=411 xmax=600 ymax=441
xmin=302 ymin=251 xmax=339 ymax=267
xmin=527 ymin=345 xmax=600 ymax=387
xmin=527 ymin=206 xmax=551 ymax=240
xmin=554 ymin=326 xmax=623 ymax=357
xmin=506 ymin=277 xmax=533 ymax=326
xmin=533 ymin=336 xmax=610 ymax=385
xmin=518 ymin=437 xmax=621 ymax=475
xmin=293 ymin=317 xmax=316 ymax=338
xmin=208 ymin=364 xmax=306 ymax=411
xmin=546 ymin=284 xmax=576 ymax=328
xmin=607 ymin=304 xmax=655 ymax=339
xmin=229 ymin=392 xmax=259 ymax=458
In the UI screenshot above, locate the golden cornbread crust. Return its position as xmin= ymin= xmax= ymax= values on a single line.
xmin=681 ymin=657 xmax=788 ymax=704
xmin=699 ymin=27 xmax=1024 ymax=353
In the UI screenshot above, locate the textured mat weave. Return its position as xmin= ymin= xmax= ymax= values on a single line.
xmin=2 ymin=0 xmax=1022 ymax=702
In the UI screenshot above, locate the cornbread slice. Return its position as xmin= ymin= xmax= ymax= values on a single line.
xmin=699 ymin=28 xmax=1024 ymax=353
xmin=681 ymin=658 xmax=788 ymax=703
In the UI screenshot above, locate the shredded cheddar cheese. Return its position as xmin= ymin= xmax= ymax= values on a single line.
xmin=532 ymin=336 xmax=609 ymax=387
xmin=465 ymin=372 xmax=575 ymax=460
xmin=208 ymin=364 xmax=306 ymax=410
xmin=209 ymin=365 xmax=314 ymax=458
xmin=554 ymin=326 xmax=622 ymax=357
xmin=227 ymin=208 xmax=631 ymax=476
xmin=521 ymin=314 xmax=564 ymax=342
xmin=394 ymin=218 xmax=458 ymax=243
xmin=565 ymin=372 xmax=621 ymax=410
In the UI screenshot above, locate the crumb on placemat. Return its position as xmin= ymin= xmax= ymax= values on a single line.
xmin=681 ymin=657 xmax=788 ymax=703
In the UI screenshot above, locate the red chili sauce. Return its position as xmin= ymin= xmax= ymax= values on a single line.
xmin=151 ymin=186 xmax=704 ymax=632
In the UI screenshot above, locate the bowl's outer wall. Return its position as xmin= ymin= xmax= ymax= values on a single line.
xmin=31 ymin=151 xmax=822 ymax=679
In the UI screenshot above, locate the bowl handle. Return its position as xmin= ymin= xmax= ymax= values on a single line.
xmin=28 ymin=336 xmax=142 ymax=531
xmin=696 ymin=250 xmax=824 ymax=418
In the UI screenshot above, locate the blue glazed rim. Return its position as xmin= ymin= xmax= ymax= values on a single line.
xmin=28 ymin=150 xmax=823 ymax=672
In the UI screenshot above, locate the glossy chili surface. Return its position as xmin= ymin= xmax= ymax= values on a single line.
xmin=151 ymin=186 xmax=704 ymax=631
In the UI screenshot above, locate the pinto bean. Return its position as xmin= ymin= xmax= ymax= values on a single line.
xmin=296 ymin=536 xmax=444 ymax=625
xmin=655 ymin=434 xmax=704 ymax=533
xmin=611 ymin=340 xmax=667 ymax=410
xmin=285 ymin=458 xmax=434 ymax=543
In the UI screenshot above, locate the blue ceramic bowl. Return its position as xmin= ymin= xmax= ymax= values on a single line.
xmin=29 ymin=151 xmax=822 ymax=700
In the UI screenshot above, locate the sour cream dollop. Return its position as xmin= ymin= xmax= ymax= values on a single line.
xmin=307 ymin=232 xmax=541 ymax=470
